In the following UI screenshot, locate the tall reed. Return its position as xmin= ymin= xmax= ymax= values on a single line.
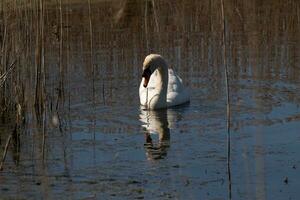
xmin=220 ymin=0 xmax=232 ymax=199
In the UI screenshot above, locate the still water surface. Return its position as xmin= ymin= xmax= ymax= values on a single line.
xmin=1 ymin=0 xmax=300 ymax=199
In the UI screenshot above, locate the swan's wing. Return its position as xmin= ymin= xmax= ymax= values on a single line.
xmin=167 ymin=69 xmax=190 ymax=106
xmin=167 ymin=69 xmax=184 ymax=93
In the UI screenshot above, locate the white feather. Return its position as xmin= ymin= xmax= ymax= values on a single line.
xmin=139 ymin=68 xmax=190 ymax=108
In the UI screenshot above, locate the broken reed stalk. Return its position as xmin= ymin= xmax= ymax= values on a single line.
xmin=0 ymin=133 xmax=12 ymax=171
xmin=0 ymin=59 xmax=17 ymax=87
xmin=220 ymin=0 xmax=232 ymax=199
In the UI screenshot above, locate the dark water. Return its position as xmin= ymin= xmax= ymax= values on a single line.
xmin=1 ymin=0 xmax=300 ymax=199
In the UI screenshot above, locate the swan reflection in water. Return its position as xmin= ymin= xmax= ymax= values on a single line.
xmin=139 ymin=109 xmax=183 ymax=160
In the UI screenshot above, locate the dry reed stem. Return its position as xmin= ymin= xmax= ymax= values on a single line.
xmin=0 ymin=59 xmax=17 ymax=87
xmin=1 ymin=17 xmax=7 ymax=59
xmin=102 ymin=81 xmax=105 ymax=105
xmin=0 ymin=133 xmax=12 ymax=171
xmin=220 ymin=0 xmax=232 ymax=199
xmin=34 ymin=0 xmax=45 ymax=118
xmin=144 ymin=1 xmax=149 ymax=51
xmin=66 ymin=0 xmax=71 ymax=112
xmin=88 ymin=0 xmax=95 ymax=105
xmin=151 ymin=0 xmax=159 ymax=33
xmin=42 ymin=103 xmax=46 ymax=162
xmin=40 ymin=0 xmax=46 ymax=110
xmin=59 ymin=0 xmax=64 ymax=105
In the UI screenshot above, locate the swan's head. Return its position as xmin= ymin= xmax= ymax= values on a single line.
xmin=142 ymin=54 xmax=166 ymax=87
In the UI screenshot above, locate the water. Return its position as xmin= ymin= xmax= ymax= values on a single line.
xmin=0 ymin=0 xmax=300 ymax=199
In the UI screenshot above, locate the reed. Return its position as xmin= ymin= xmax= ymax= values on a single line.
xmin=0 ymin=60 xmax=17 ymax=87
xmin=151 ymin=0 xmax=159 ymax=33
xmin=34 ymin=0 xmax=46 ymax=118
xmin=66 ymin=0 xmax=71 ymax=112
xmin=59 ymin=0 xmax=64 ymax=107
xmin=0 ymin=132 xmax=12 ymax=171
xmin=220 ymin=0 xmax=232 ymax=199
xmin=88 ymin=0 xmax=96 ymax=105
xmin=144 ymin=1 xmax=149 ymax=51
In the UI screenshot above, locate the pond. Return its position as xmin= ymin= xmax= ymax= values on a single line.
xmin=0 ymin=0 xmax=299 ymax=199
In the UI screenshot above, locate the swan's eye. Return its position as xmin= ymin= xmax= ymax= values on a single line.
xmin=142 ymin=68 xmax=151 ymax=78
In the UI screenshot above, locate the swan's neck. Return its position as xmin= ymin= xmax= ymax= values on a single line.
xmin=151 ymin=64 xmax=168 ymax=108
xmin=156 ymin=65 xmax=168 ymax=95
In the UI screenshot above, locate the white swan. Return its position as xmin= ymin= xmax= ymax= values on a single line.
xmin=139 ymin=54 xmax=190 ymax=110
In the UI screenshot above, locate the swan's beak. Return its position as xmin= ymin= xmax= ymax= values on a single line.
xmin=142 ymin=68 xmax=151 ymax=88
xmin=143 ymin=77 xmax=150 ymax=87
